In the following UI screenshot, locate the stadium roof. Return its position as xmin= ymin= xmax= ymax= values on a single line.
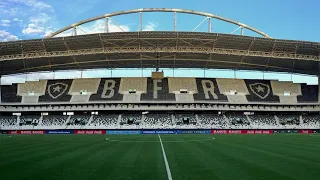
xmin=0 ymin=31 xmax=319 ymax=76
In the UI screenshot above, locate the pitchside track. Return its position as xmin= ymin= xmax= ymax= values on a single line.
xmin=1 ymin=134 xmax=320 ymax=180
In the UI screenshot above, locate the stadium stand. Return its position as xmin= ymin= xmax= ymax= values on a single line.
xmin=194 ymin=79 xmax=228 ymax=102
xmin=216 ymin=79 xmax=249 ymax=103
xmin=1 ymin=78 xmax=319 ymax=104
xmin=39 ymin=80 xmax=73 ymax=102
xmin=41 ymin=115 xmax=69 ymax=129
xmin=302 ymin=114 xmax=320 ymax=129
xmin=227 ymin=114 xmax=251 ymax=129
xmin=248 ymin=114 xmax=278 ymax=129
xmin=19 ymin=115 xmax=40 ymax=127
xmin=0 ymin=113 xmax=320 ymax=130
xmin=1 ymin=84 xmax=22 ymax=103
xmin=88 ymin=114 xmax=119 ymax=129
xmin=120 ymin=113 xmax=141 ymax=129
xmin=89 ymin=78 xmax=123 ymax=101
xmin=198 ymin=113 xmax=228 ymax=129
xmin=140 ymin=78 xmax=176 ymax=101
xmin=175 ymin=113 xmax=197 ymax=129
xmin=271 ymin=81 xmax=302 ymax=104
xmin=142 ymin=113 xmax=173 ymax=129
xmin=66 ymin=115 xmax=91 ymax=129
xmin=0 ymin=116 xmax=17 ymax=128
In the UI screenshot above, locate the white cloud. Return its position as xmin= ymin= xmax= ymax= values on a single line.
xmin=7 ymin=0 xmax=51 ymax=9
xmin=55 ymin=19 xmax=130 ymax=37
xmin=22 ymin=13 xmax=53 ymax=36
xmin=143 ymin=22 xmax=158 ymax=31
xmin=0 ymin=30 xmax=18 ymax=42
xmin=1 ymin=19 xmax=11 ymax=27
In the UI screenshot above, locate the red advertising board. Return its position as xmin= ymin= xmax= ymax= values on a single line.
xmin=13 ymin=130 xmax=46 ymax=134
xmin=74 ymin=130 xmax=106 ymax=134
xmin=211 ymin=130 xmax=273 ymax=134
xmin=299 ymin=130 xmax=313 ymax=134
xmin=8 ymin=130 xmax=18 ymax=134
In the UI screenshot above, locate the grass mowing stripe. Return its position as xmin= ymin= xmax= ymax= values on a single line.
xmin=212 ymin=136 xmax=319 ymax=179
xmin=158 ymin=134 xmax=173 ymax=180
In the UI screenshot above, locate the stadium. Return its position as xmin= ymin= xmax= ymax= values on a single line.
xmin=1 ymin=8 xmax=320 ymax=180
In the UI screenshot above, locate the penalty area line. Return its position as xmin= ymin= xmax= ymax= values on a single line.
xmin=158 ymin=134 xmax=173 ymax=180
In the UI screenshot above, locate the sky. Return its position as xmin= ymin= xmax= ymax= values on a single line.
xmin=0 ymin=0 xmax=319 ymax=84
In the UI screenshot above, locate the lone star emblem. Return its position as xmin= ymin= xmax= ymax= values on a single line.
xmin=48 ymin=83 xmax=68 ymax=99
xmin=249 ymin=83 xmax=270 ymax=99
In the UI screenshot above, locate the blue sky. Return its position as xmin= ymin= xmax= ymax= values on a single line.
xmin=0 ymin=0 xmax=319 ymax=84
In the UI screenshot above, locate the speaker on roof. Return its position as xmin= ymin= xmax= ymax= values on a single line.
xmin=80 ymin=90 xmax=87 ymax=95
xmin=129 ymin=89 xmax=136 ymax=94
xmin=180 ymin=89 xmax=188 ymax=94
xmin=152 ymin=71 xmax=164 ymax=79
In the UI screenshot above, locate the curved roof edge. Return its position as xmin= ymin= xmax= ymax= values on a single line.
xmin=46 ymin=8 xmax=272 ymax=38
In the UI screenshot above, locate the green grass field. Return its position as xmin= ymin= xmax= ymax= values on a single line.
xmin=1 ymin=134 xmax=320 ymax=180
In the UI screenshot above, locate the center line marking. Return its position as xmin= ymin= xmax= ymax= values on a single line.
xmin=158 ymin=134 xmax=173 ymax=180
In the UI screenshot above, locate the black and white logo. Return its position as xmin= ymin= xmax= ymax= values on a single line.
xmin=249 ymin=83 xmax=270 ymax=99
xmin=48 ymin=83 xmax=68 ymax=99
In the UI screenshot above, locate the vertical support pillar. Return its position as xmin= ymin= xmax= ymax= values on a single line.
xmin=0 ymin=75 xmax=2 ymax=103
xmin=208 ymin=17 xmax=212 ymax=33
xmin=318 ymin=75 xmax=320 ymax=103
xmin=140 ymin=12 xmax=142 ymax=31
xmin=73 ymin=26 xmax=77 ymax=36
xmin=105 ymin=17 xmax=109 ymax=33
xmin=174 ymin=12 xmax=177 ymax=31
xmin=241 ymin=26 xmax=244 ymax=35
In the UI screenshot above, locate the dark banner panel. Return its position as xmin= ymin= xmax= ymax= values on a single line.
xmin=1 ymin=130 xmax=8 ymax=134
xmin=297 ymin=84 xmax=318 ymax=103
xmin=273 ymin=130 xmax=299 ymax=134
xmin=141 ymin=130 xmax=177 ymax=134
xmin=194 ymin=78 xmax=228 ymax=102
xmin=46 ymin=130 xmax=74 ymax=134
xmin=106 ymin=130 xmax=141 ymax=134
xmin=177 ymin=130 xmax=211 ymax=134
xmin=39 ymin=80 xmax=73 ymax=102
xmin=244 ymin=80 xmax=280 ymax=102
xmin=89 ymin=78 xmax=123 ymax=101
xmin=1 ymin=84 xmax=21 ymax=103
xmin=141 ymin=78 xmax=175 ymax=101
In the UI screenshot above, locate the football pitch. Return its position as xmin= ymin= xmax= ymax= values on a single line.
xmin=1 ymin=134 xmax=320 ymax=180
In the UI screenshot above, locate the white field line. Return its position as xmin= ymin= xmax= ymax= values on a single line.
xmin=309 ymin=135 xmax=320 ymax=137
xmin=158 ymin=134 xmax=173 ymax=180
xmin=105 ymin=138 xmax=214 ymax=143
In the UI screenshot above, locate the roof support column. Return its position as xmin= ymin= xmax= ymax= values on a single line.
xmin=140 ymin=12 xmax=142 ymax=31
xmin=105 ymin=17 xmax=109 ymax=33
xmin=208 ymin=17 xmax=212 ymax=33
xmin=318 ymin=75 xmax=320 ymax=103
xmin=73 ymin=27 xmax=77 ymax=36
xmin=0 ymin=75 xmax=1 ymax=103
xmin=174 ymin=12 xmax=177 ymax=31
